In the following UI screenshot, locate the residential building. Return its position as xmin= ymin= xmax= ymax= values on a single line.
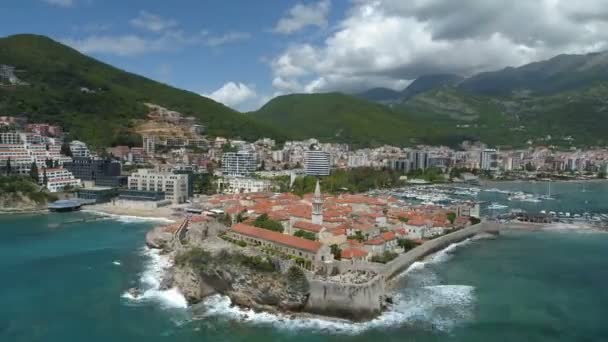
xmin=480 ymin=149 xmax=499 ymax=171
xmin=305 ymin=150 xmax=330 ymax=176
xmin=142 ymin=135 xmax=156 ymax=155
xmin=127 ymin=169 xmax=189 ymax=204
xmin=40 ymin=167 xmax=81 ymax=193
xmin=217 ymin=177 xmax=271 ymax=194
xmin=69 ymin=140 xmax=90 ymax=158
xmin=222 ymin=151 xmax=257 ymax=177
xmin=410 ymin=150 xmax=429 ymax=171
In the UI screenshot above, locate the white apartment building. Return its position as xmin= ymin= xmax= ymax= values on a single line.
xmin=305 ymin=150 xmax=330 ymax=176
xmin=222 ymin=151 xmax=257 ymax=177
xmin=127 ymin=169 xmax=189 ymax=204
xmin=69 ymin=140 xmax=90 ymax=158
xmin=480 ymin=149 xmax=499 ymax=171
xmin=0 ymin=132 xmax=23 ymax=145
xmin=40 ymin=167 xmax=81 ymax=193
xmin=218 ymin=177 xmax=271 ymax=194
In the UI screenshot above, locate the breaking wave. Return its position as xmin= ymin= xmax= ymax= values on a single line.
xmin=121 ymin=247 xmax=188 ymax=309
xmin=188 ymin=239 xmax=476 ymax=334
xmin=81 ymin=210 xmax=175 ymax=224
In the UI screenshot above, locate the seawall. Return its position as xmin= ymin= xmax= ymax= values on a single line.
xmin=305 ymin=275 xmax=386 ymax=321
xmin=383 ymin=221 xmax=497 ymax=281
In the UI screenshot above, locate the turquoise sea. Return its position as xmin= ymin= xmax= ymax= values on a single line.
xmin=1 ymin=181 xmax=608 ymax=341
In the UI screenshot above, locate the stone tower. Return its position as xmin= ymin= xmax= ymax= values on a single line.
xmin=311 ymin=179 xmax=323 ymax=225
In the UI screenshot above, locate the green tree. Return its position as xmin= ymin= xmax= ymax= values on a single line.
xmin=294 ymin=230 xmax=316 ymax=241
xmin=60 ymin=142 xmax=72 ymax=157
xmin=397 ymin=238 xmax=418 ymax=252
xmin=330 ymin=244 xmax=342 ymax=260
xmin=5 ymin=157 xmax=11 ymax=175
xmin=42 ymin=168 xmax=48 ymax=186
xmin=447 ymin=212 xmax=456 ymax=224
xmin=29 ymin=162 xmax=39 ymax=183
xmin=253 ymin=213 xmax=284 ymax=233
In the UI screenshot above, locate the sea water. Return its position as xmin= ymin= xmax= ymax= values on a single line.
xmin=1 ymin=182 xmax=608 ymax=341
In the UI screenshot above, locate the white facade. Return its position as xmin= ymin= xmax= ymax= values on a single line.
xmin=127 ymin=169 xmax=189 ymax=204
xmin=40 ymin=167 xmax=81 ymax=193
xmin=222 ymin=151 xmax=257 ymax=177
xmin=480 ymin=149 xmax=499 ymax=171
xmin=305 ymin=150 xmax=330 ymax=176
xmin=69 ymin=140 xmax=90 ymax=158
xmin=218 ymin=177 xmax=271 ymax=194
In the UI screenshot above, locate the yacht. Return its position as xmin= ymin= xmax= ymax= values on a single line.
xmin=487 ymin=202 xmax=509 ymax=210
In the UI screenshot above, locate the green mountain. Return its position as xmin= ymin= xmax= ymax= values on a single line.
xmin=253 ymin=92 xmax=419 ymax=147
xmin=459 ymin=51 xmax=608 ymax=96
xmin=0 ymin=34 xmax=282 ymax=147
xmin=356 ymin=74 xmax=464 ymax=103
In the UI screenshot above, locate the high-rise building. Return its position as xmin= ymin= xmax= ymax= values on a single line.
xmin=127 ymin=169 xmax=189 ymax=204
xmin=142 ymin=135 xmax=156 ymax=155
xmin=410 ymin=151 xmax=429 ymax=171
xmin=480 ymin=149 xmax=499 ymax=171
xmin=388 ymin=159 xmax=411 ymax=173
xmin=305 ymin=150 xmax=330 ymax=176
xmin=222 ymin=151 xmax=257 ymax=177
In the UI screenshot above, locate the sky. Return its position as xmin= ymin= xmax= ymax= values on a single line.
xmin=2 ymin=0 xmax=608 ymax=111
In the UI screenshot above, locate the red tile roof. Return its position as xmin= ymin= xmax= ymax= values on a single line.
xmin=232 ymin=223 xmax=321 ymax=253
xmin=381 ymin=231 xmax=396 ymax=241
xmin=341 ymin=248 xmax=369 ymax=259
xmin=293 ymin=220 xmax=323 ymax=233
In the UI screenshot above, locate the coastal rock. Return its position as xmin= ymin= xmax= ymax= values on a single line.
xmin=145 ymin=226 xmax=173 ymax=249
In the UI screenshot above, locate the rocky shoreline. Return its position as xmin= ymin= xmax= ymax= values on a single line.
xmin=145 ymin=220 xmax=390 ymax=321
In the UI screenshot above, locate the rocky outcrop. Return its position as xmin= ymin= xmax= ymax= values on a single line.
xmin=145 ymin=226 xmax=174 ymax=249
xmin=0 ymin=192 xmax=46 ymax=213
xmin=168 ymin=248 xmax=309 ymax=314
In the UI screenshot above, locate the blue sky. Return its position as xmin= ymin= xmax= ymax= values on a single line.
xmin=2 ymin=0 xmax=608 ymax=111
xmin=1 ymin=0 xmax=344 ymax=110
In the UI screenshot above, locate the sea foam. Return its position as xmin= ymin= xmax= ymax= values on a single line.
xmin=188 ymin=239 xmax=476 ymax=334
xmin=121 ymin=247 xmax=188 ymax=309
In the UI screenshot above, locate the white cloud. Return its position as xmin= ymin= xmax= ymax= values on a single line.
xmin=205 ymin=32 xmax=251 ymax=47
xmin=202 ymin=82 xmax=258 ymax=111
xmin=274 ymin=0 xmax=331 ymax=34
xmin=130 ymin=11 xmax=177 ymax=32
xmin=271 ymin=0 xmax=608 ymax=94
xmin=62 ymin=33 xmax=188 ymax=56
xmin=42 ymin=0 xmax=73 ymax=7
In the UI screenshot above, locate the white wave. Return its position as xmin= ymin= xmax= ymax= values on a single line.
xmin=121 ymin=247 xmax=188 ymax=309
xmin=112 ymin=261 xmax=121 ymax=266
xmin=81 ymin=210 xmax=175 ymax=224
xmin=194 ymin=282 xmax=475 ymax=334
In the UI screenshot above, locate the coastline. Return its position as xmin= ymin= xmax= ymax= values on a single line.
xmin=83 ymin=203 xmax=176 ymax=222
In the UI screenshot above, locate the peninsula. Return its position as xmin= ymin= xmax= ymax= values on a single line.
xmin=145 ymin=182 xmax=493 ymax=321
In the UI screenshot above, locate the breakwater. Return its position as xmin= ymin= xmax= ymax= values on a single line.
xmin=383 ymin=221 xmax=498 ymax=281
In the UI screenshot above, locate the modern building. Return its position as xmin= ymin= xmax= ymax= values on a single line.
xmin=77 ymin=186 xmax=119 ymax=203
xmin=69 ymin=140 xmax=90 ymax=158
xmin=40 ymin=167 xmax=82 ymax=193
xmin=305 ymin=150 xmax=330 ymax=176
xmin=64 ymin=157 xmax=124 ymax=186
xmin=127 ymin=169 xmax=189 ymax=204
xmin=410 ymin=150 xmax=429 ymax=171
xmin=480 ymin=149 xmax=499 ymax=171
xmin=222 ymin=151 xmax=257 ymax=177
xmin=217 ymin=177 xmax=271 ymax=194
xmin=142 ymin=135 xmax=156 ymax=155
xmin=388 ymin=158 xmax=411 ymax=173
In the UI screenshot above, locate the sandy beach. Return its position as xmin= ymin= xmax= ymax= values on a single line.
xmin=83 ymin=202 xmax=177 ymax=221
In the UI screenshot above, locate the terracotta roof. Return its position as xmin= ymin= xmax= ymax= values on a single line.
xmin=232 ymin=223 xmax=322 ymax=253
xmin=341 ymin=248 xmax=369 ymax=259
xmin=365 ymin=238 xmax=385 ymax=246
xmin=293 ymin=220 xmax=323 ymax=233
xmin=381 ymin=231 xmax=396 ymax=241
